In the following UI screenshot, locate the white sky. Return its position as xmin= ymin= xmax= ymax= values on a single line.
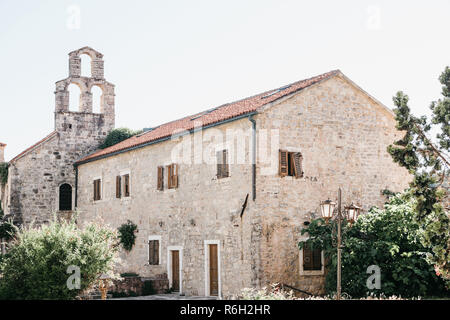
xmin=0 ymin=0 xmax=449 ymax=161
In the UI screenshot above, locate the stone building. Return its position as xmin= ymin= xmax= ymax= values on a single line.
xmin=74 ymin=69 xmax=410 ymax=297
xmin=3 ymin=47 xmax=115 ymax=226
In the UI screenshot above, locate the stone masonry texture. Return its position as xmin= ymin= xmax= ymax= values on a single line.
xmin=75 ymin=73 xmax=410 ymax=297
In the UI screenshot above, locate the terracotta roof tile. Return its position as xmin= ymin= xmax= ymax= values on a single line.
xmin=77 ymin=70 xmax=340 ymax=164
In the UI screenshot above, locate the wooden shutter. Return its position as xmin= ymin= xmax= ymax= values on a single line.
xmin=157 ymin=166 xmax=164 ymax=190
xmin=303 ymin=245 xmax=313 ymax=270
xmin=167 ymin=164 xmax=172 ymax=189
xmin=172 ymin=164 xmax=178 ymax=188
xmin=148 ymin=240 xmax=159 ymax=265
xmin=216 ymin=150 xmax=223 ymax=178
xmin=279 ymin=150 xmax=288 ymax=177
xmin=222 ymin=150 xmax=229 ymax=177
xmin=116 ymin=176 xmax=121 ymax=198
xmin=93 ymin=179 xmax=101 ymax=201
xmin=124 ymin=174 xmax=130 ymax=197
xmin=312 ymin=248 xmax=322 ymax=270
xmin=291 ymin=152 xmax=304 ymax=178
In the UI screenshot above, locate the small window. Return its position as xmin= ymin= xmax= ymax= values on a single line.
xmin=123 ymin=174 xmax=130 ymax=197
xmin=148 ymin=239 xmax=160 ymax=265
xmin=279 ymin=150 xmax=303 ymax=178
xmin=93 ymin=179 xmax=101 ymax=201
xmin=116 ymin=176 xmax=121 ymax=198
xmin=157 ymin=166 xmax=164 ymax=191
xmin=167 ymin=163 xmax=179 ymax=189
xmin=216 ymin=149 xmax=229 ymax=179
xmin=303 ymin=243 xmax=322 ymax=271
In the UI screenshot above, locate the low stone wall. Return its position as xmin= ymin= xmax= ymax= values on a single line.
xmin=109 ymin=274 xmax=169 ymax=296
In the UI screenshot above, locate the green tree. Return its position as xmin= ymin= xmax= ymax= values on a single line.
xmin=99 ymin=127 xmax=142 ymax=149
xmin=299 ymin=193 xmax=448 ymax=298
xmin=0 ymin=216 xmax=120 ymax=299
xmin=387 ymin=66 xmax=450 ymax=281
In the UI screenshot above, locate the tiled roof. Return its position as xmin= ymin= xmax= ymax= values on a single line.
xmin=76 ymin=70 xmax=341 ymax=164
xmin=10 ymin=131 xmax=58 ymax=163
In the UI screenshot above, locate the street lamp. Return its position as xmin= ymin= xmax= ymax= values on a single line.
xmin=345 ymin=203 xmax=361 ymax=224
xmin=319 ymin=188 xmax=361 ymax=300
xmin=320 ymin=199 xmax=336 ymax=223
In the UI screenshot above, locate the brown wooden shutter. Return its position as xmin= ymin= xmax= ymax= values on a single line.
xmin=93 ymin=180 xmax=97 ymax=200
xmin=93 ymin=179 xmax=101 ymax=201
xmin=292 ymin=152 xmax=303 ymax=178
xmin=167 ymin=164 xmax=172 ymax=189
xmin=157 ymin=166 xmax=163 ymax=190
xmin=279 ymin=150 xmax=288 ymax=177
xmin=154 ymin=240 xmax=159 ymax=264
xmin=116 ymin=176 xmax=121 ymax=198
xmin=216 ymin=150 xmax=222 ymax=178
xmin=222 ymin=150 xmax=229 ymax=177
xmin=303 ymin=245 xmax=313 ymax=270
xmin=312 ymin=248 xmax=322 ymax=270
xmin=124 ymin=174 xmax=130 ymax=197
xmin=172 ymin=164 xmax=178 ymax=188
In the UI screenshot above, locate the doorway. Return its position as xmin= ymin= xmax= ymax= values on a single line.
xmin=204 ymin=240 xmax=221 ymax=297
xmin=167 ymin=246 xmax=183 ymax=294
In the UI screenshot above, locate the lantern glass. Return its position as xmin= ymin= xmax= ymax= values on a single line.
xmin=320 ymin=199 xmax=336 ymax=220
xmin=345 ymin=203 xmax=361 ymax=223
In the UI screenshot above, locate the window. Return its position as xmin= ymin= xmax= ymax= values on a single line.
xmin=302 ymin=243 xmax=322 ymax=271
xmin=116 ymin=176 xmax=121 ymax=198
xmin=279 ymin=150 xmax=303 ymax=178
xmin=93 ymin=179 xmax=101 ymax=201
xmin=157 ymin=166 xmax=164 ymax=191
xmin=116 ymin=173 xmax=130 ymax=198
xmin=167 ymin=163 xmax=179 ymax=189
xmin=216 ymin=149 xmax=229 ymax=179
xmin=148 ymin=239 xmax=160 ymax=265
xmin=123 ymin=174 xmax=130 ymax=197
xmin=59 ymin=183 xmax=72 ymax=211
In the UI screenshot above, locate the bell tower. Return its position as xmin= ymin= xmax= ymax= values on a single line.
xmin=54 ymin=47 xmax=115 ymax=133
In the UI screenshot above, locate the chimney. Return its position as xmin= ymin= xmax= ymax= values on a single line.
xmin=0 ymin=143 xmax=6 ymax=162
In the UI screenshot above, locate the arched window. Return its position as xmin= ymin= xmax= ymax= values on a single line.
xmin=91 ymin=85 xmax=103 ymax=113
xmin=59 ymin=184 xmax=72 ymax=211
xmin=68 ymin=83 xmax=81 ymax=112
xmin=80 ymin=53 xmax=92 ymax=77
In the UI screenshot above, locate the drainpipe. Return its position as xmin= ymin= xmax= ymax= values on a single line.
xmin=248 ymin=115 xmax=256 ymax=201
xmin=74 ymin=164 xmax=78 ymax=209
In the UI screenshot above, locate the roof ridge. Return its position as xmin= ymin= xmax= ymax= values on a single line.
xmin=76 ymin=70 xmax=340 ymax=164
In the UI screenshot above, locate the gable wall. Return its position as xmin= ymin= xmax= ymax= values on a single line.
xmin=254 ymin=75 xmax=411 ymax=293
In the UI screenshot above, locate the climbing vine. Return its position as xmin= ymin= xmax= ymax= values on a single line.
xmin=117 ymin=220 xmax=138 ymax=251
xmin=0 ymin=162 xmax=8 ymax=185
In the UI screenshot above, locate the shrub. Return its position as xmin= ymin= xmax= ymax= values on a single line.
xmin=234 ymin=284 xmax=296 ymax=300
xmin=118 ymin=220 xmax=138 ymax=251
xmin=0 ymin=215 xmax=120 ymax=300
xmin=0 ymin=219 xmax=16 ymax=241
xmin=142 ymin=280 xmax=155 ymax=296
xmin=99 ymin=128 xmax=142 ymax=149
xmin=300 ymin=192 xmax=448 ymax=298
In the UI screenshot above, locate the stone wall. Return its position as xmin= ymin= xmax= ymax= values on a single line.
xmin=6 ymin=47 xmax=115 ymax=226
xmin=76 ymin=74 xmax=411 ymax=297
xmin=253 ymin=74 xmax=410 ymax=294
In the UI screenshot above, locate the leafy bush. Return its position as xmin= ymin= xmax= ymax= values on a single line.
xmin=300 ymin=192 xmax=448 ymax=298
xmin=0 ymin=216 xmax=120 ymax=300
xmin=118 ymin=220 xmax=138 ymax=251
xmin=99 ymin=128 xmax=142 ymax=149
xmin=234 ymin=284 xmax=296 ymax=300
xmin=0 ymin=219 xmax=16 ymax=241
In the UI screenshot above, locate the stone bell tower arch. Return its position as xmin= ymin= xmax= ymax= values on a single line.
xmin=54 ymin=46 xmax=115 ymax=133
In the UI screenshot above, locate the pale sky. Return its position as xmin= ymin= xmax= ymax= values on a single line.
xmin=0 ymin=0 xmax=449 ymax=161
